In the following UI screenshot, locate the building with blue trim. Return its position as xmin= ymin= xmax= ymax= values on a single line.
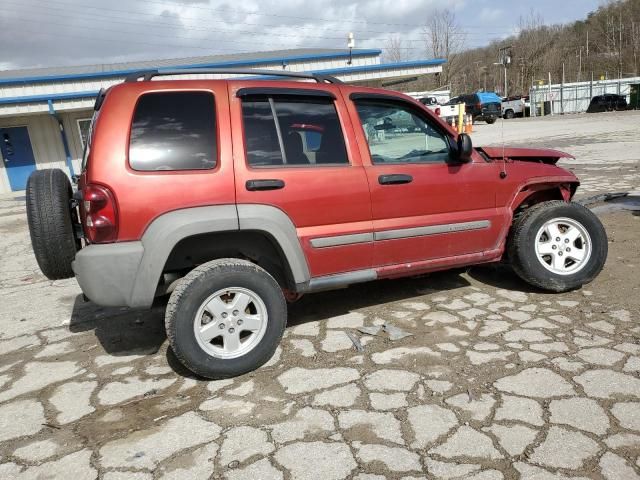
xmin=0 ymin=48 xmax=445 ymax=193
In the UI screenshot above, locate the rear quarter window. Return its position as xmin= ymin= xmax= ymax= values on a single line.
xmin=129 ymin=91 xmax=217 ymax=171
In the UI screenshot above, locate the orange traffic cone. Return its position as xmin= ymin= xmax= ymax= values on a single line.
xmin=464 ymin=114 xmax=473 ymax=134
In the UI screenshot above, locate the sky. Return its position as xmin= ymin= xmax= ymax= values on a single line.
xmin=0 ymin=0 xmax=604 ymax=71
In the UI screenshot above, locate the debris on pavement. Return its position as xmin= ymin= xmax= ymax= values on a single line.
xmin=357 ymin=325 xmax=382 ymax=336
xmin=345 ymin=331 xmax=365 ymax=352
xmin=382 ymin=322 xmax=414 ymax=341
xmin=576 ymin=191 xmax=628 ymax=206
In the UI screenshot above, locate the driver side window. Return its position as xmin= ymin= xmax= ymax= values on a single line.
xmin=354 ymin=100 xmax=450 ymax=164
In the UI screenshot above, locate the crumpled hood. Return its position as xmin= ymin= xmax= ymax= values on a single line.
xmin=478 ymin=147 xmax=575 ymax=165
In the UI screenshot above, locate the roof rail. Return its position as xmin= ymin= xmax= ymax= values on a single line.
xmin=124 ymin=68 xmax=343 ymax=84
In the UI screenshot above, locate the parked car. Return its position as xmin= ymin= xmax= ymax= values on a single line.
xmin=586 ymin=94 xmax=628 ymax=113
xmin=502 ymin=96 xmax=529 ymax=119
xmin=25 ymin=69 xmax=608 ymax=379
xmin=447 ymin=92 xmax=501 ymax=124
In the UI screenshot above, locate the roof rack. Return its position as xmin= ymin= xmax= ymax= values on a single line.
xmin=124 ymin=68 xmax=343 ymax=84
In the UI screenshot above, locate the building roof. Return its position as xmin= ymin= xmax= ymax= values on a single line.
xmin=0 ymin=48 xmax=381 ymax=83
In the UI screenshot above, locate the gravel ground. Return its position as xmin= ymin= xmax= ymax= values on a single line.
xmin=0 ymin=111 xmax=639 ymax=479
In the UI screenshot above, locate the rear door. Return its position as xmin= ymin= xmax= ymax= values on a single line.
xmin=230 ymin=83 xmax=373 ymax=278
xmin=344 ymin=92 xmax=504 ymax=268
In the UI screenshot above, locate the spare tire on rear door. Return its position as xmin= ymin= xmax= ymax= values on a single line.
xmin=26 ymin=169 xmax=79 ymax=280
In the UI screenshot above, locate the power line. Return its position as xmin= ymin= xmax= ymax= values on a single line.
xmin=0 ymin=1 xmax=516 ymax=68
xmin=2 ymin=3 xmax=511 ymax=52
xmin=2 ymin=3 xmax=513 ymax=47
xmin=17 ymin=0 xmax=519 ymax=35
xmin=30 ymin=0 xmax=516 ymax=29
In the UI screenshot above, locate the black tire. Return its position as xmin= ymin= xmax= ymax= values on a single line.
xmin=504 ymin=109 xmax=515 ymax=119
xmin=508 ymin=201 xmax=608 ymax=292
xmin=26 ymin=169 xmax=78 ymax=280
xmin=485 ymin=117 xmax=497 ymax=124
xmin=166 ymin=259 xmax=287 ymax=379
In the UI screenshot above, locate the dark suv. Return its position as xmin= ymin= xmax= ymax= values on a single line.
xmin=447 ymin=92 xmax=501 ymax=124
xmin=25 ymin=68 xmax=607 ymax=379
xmin=587 ymin=94 xmax=628 ymax=113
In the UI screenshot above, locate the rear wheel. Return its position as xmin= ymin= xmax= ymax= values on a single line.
xmin=504 ymin=109 xmax=515 ymax=119
xmin=26 ymin=169 xmax=79 ymax=280
xmin=166 ymin=259 xmax=287 ymax=379
xmin=485 ymin=117 xmax=497 ymax=124
xmin=508 ymin=201 xmax=607 ymax=292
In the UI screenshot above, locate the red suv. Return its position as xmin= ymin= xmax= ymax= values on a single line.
xmin=26 ymin=69 xmax=607 ymax=379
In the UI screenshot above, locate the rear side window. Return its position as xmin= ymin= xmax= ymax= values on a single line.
xmin=464 ymin=95 xmax=478 ymax=105
xmin=129 ymin=91 xmax=216 ymax=171
xmin=241 ymin=95 xmax=349 ymax=167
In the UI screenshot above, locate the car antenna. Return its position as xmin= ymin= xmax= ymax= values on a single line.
xmin=500 ymin=108 xmax=508 ymax=179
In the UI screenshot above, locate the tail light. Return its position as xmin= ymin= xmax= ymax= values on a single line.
xmin=83 ymin=184 xmax=118 ymax=243
xmin=476 ymin=103 xmax=482 ymax=110
xmin=435 ymin=107 xmax=441 ymax=116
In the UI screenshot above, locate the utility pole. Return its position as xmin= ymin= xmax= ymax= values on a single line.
xmin=473 ymin=61 xmax=483 ymax=90
xmin=548 ymin=72 xmax=553 ymax=116
xmin=496 ymin=45 xmax=513 ymax=97
xmin=561 ymin=63 xmax=565 ymax=115
xmin=578 ymin=47 xmax=583 ymax=82
xmin=586 ymin=30 xmax=589 ymax=57
xmin=619 ymin=10 xmax=623 ymax=79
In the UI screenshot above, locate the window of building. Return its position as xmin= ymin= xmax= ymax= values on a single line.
xmin=354 ymin=100 xmax=450 ymax=164
xmin=241 ymin=95 xmax=349 ymax=167
xmin=129 ymin=91 xmax=216 ymax=171
xmin=77 ymin=118 xmax=92 ymax=150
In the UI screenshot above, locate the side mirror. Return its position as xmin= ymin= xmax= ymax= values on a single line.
xmin=455 ymin=133 xmax=473 ymax=163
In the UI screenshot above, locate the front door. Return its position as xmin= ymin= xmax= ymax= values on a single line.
xmin=1 ymin=127 xmax=37 ymax=191
xmin=230 ymin=84 xmax=373 ymax=278
xmin=346 ymin=95 xmax=504 ymax=267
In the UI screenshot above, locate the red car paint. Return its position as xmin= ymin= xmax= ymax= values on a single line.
xmin=80 ymin=79 xmax=579 ymax=280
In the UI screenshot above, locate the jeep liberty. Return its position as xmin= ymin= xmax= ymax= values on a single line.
xmin=25 ymin=69 xmax=607 ymax=379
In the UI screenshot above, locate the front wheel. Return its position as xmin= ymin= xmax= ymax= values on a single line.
xmin=485 ymin=117 xmax=497 ymax=124
xmin=508 ymin=201 xmax=608 ymax=292
xmin=166 ymin=259 xmax=287 ymax=379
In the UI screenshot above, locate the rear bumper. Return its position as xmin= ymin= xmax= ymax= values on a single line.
xmin=72 ymin=242 xmax=145 ymax=308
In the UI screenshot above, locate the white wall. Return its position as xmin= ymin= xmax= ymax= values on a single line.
xmin=529 ymin=76 xmax=640 ymax=115
xmin=0 ymin=54 xmax=381 ymax=117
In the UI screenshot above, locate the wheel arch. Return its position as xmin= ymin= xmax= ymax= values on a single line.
xmin=163 ymin=230 xmax=298 ymax=291
xmin=128 ymin=204 xmax=309 ymax=308
xmin=510 ymin=181 xmax=579 ymax=214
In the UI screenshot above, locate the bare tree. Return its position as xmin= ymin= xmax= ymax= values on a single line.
xmin=423 ymin=9 xmax=466 ymax=87
xmin=424 ymin=0 xmax=639 ymax=98
xmin=384 ymin=35 xmax=405 ymax=63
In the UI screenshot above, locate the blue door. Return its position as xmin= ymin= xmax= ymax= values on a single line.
xmin=1 ymin=127 xmax=37 ymax=191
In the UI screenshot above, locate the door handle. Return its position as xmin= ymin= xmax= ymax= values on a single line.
xmin=378 ymin=174 xmax=413 ymax=185
xmin=246 ymin=179 xmax=285 ymax=191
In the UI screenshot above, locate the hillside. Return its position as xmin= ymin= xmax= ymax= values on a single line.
xmin=394 ymin=0 xmax=640 ymax=96
xmin=451 ymin=0 xmax=640 ymax=96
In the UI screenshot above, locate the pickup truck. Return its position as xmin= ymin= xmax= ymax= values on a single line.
xmin=502 ymin=96 xmax=529 ymax=119
xmin=419 ymin=96 xmax=461 ymax=123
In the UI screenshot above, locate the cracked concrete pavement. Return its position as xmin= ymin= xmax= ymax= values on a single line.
xmin=0 ymin=111 xmax=639 ymax=479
